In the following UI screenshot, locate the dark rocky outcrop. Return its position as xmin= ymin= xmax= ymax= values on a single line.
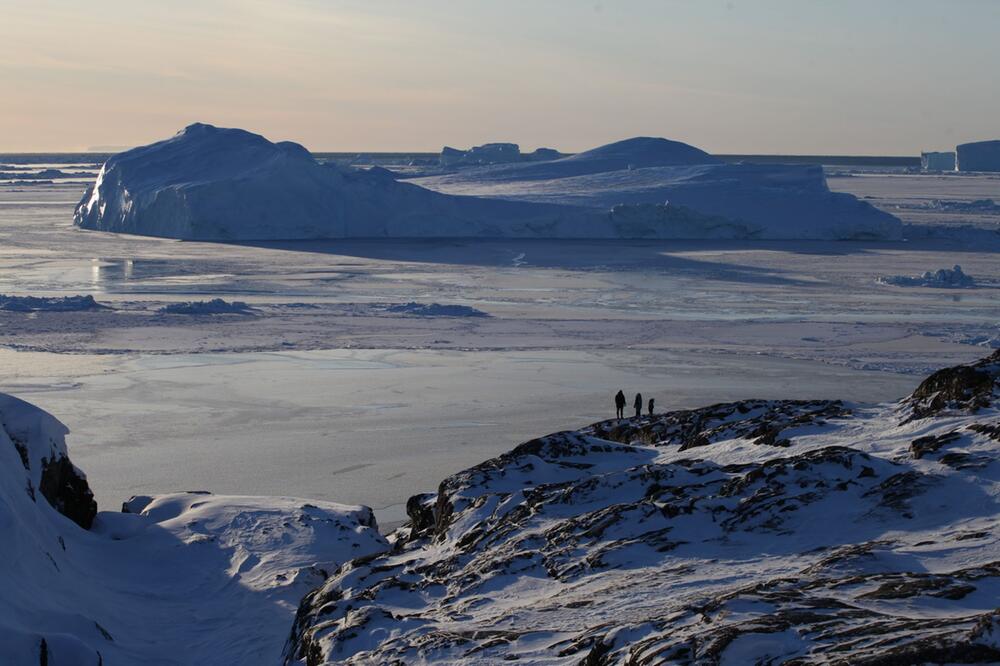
xmin=38 ymin=455 xmax=97 ymax=529
xmin=905 ymin=349 xmax=1000 ymax=420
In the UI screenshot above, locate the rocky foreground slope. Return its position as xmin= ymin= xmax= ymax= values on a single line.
xmin=286 ymin=351 xmax=1000 ymax=665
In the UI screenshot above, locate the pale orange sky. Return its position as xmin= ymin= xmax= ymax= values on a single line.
xmin=2 ymin=0 xmax=998 ymax=154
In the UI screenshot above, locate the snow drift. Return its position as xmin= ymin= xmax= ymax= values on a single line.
xmin=75 ymin=124 xmax=901 ymax=241
xmin=287 ymin=351 xmax=1000 ymax=664
xmin=0 ymin=393 xmax=388 ymax=665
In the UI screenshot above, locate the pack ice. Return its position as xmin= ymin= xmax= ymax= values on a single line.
xmin=75 ymin=124 xmax=901 ymax=240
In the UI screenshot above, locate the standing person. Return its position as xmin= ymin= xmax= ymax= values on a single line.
xmin=648 ymin=397 xmax=655 ymax=415
xmin=614 ymin=390 xmax=626 ymax=419
xmin=634 ymin=392 xmax=643 ymax=418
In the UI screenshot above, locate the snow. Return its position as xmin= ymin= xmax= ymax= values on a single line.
xmin=0 ymin=392 xmax=388 ymax=665
xmin=158 ymin=298 xmax=256 ymax=315
xmin=0 ymin=294 xmax=106 ymax=312
xmin=878 ymin=264 xmax=975 ymax=287
xmin=75 ymin=125 xmax=901 ymax=241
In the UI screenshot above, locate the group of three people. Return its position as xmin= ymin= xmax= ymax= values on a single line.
xmin=614 ymin=389 xmax=653 ymax=419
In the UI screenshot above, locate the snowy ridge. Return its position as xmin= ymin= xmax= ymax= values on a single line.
xmin=74 ymin=124 xmax=901 ymax=241
xmin=0 ymin=395 xmax=388 ymax=665
xmin=286 ymin=351 xmax=1000 ymax=664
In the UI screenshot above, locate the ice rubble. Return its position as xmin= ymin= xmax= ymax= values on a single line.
xmin=385 ymin=302 xmax=490 ymax=317
xmin=878 ymin=264 xmax=975 ymax=288
xmin=157 ymin=298 xmax=256 ymax=315
xmin=0 ymin=393 xmax=387 ymax=665
xmin=75 ymin=124 xmax=902 ymax=241
xmin=287 ymin=351 xmax=1000 ymax=664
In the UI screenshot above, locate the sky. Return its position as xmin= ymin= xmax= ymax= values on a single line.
xmin=2 ymin=0 xmax=999 ymax=154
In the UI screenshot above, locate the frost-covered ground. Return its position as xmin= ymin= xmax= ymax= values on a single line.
xmin=0 ymin=172 xmax=998 ymax=523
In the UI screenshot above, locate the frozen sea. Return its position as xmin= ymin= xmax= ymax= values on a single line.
xmin=1 ymin=167 xmax=999 ymax=524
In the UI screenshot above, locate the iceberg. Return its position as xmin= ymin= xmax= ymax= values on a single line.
xmin=957 ymin=140 xmax=1000 ymax=172
xmin=439 ymin=142 xmax=566 ymax=167
xmin=75 ymin=124 xmax=902 ymax=241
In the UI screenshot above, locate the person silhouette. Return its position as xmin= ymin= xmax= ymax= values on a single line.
xmin=648 ymin=397 xmax=655 ymax=415
xmin=614 ymin=390 xmax=626 ymax=419
xmin=634 ymin=392 xmax=643 ymax=418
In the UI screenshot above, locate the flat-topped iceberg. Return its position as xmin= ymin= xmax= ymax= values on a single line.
xmin=75 ymin=124 xmax=902 ymax=241
xmin=414 ymin=137 xmax=903 ymax=240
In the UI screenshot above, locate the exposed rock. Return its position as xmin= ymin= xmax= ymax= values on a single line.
xmin=904 ymin=349 xmax=1000 ymax=420
xmin=38 ymin=455 xmax=97 ymax=529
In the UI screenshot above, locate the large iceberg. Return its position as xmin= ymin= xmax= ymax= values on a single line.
xmin=957 ymin=140 xmax=1000 ymax=172
xmin=413 ymin=137 xmax=903 ymax=240
xmin=74 ymin=124 xmax=591 ymax=240
xmin=75 ymin=124 xmax=901 ymax=241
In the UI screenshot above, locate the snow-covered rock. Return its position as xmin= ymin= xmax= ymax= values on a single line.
xmin=0 ymin=392 xmax=388 ymax=665
xmin=878 ymin=264 xmax=975 ymax=288
xmin=286 ymin=350 xmax=1000 ymax=664
xmin=75 ymin=125 xmax=901 ymax=241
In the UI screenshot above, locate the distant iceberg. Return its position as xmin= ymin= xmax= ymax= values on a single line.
xmin=75 ymin=124 xmax=902 ymax=241
xmin=439 ymin=142 xmax=565 ymax=167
